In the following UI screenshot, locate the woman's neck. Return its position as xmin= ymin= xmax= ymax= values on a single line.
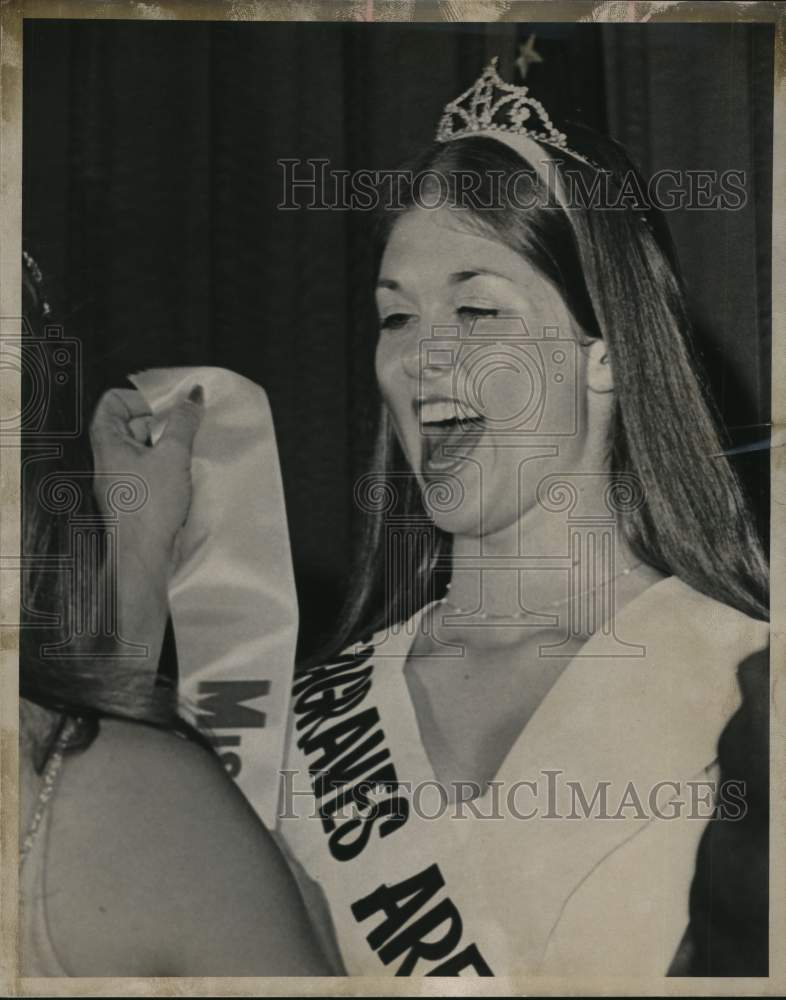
xmin=433 ymin=480 xmax=663 ymax=651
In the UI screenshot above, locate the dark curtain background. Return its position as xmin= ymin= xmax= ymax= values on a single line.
xmin=22 ymin=19 xmax=773 ymax=658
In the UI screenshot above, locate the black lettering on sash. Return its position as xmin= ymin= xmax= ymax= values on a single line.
xmin=319 ymin=764 xmax=400 ymax=815
xmin=293 ymin=656 xmax=372 ymax=699
xmin=351 ymin=863 xmax=445 ymax=949
xmin=294 ymin=669 xmax=373 ymax=732
xmin=312 ymin=733 xmax=391 ymax=800
xmin=379 ymin=897 xmax=463 ymax=975
xmin=327 ymin=792 xmax=410 ymax=861
xmin=196 ymin=680 xmax=270 ymax=729
xmin=426 ymin=944 xmax=494 ymax=976
xmin=292 ymin=649 xmax=494 ymax=975
xmin=297 ymin=707 xmax=382 ymax=771
xmin=290 ymin=647 xmax=410 ymax=861
xmin=318 ymin=766 xmax=408 ymax=850
xmin=293 ymin=648 xmax=374 ymax=695
xmin=195 ymin=681 xmax=270 ymax=777
xmin=205 ymin=734 xmax=242 ymax=778
xmin=352 ymin=863 xmax=494 ymax=976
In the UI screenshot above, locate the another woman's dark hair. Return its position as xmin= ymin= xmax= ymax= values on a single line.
xmin=323 ymin=130 xmax=768 ymax=659
xmin=20 ymin=254 xmax=190 ymax=757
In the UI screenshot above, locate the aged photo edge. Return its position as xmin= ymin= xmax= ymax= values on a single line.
xmin=1 ymin=0 xmax=784 ymax=995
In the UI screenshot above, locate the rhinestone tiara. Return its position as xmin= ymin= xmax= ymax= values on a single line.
xmin=435 ymin=57 xmax=593 ymax=168
xmin=22 ymin=249 xmax=51 ymax=317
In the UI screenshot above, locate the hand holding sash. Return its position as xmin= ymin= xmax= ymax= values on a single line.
xmin=89 ymin=383 xmax=205 ymax=670
xmin=127 ymin=366 xmax=299 ymax=829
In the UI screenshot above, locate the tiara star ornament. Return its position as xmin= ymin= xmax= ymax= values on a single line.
xmin=515 ymin=35 xmax=544 ymax=81
xmin=435 ymin=57 xmax=592 ymax=168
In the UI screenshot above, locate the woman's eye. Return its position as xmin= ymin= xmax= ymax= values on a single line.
xmin=380 ymin=313 xmax=413 ymax=331
xmin=457 ymin=306 xmax=499 ymax=318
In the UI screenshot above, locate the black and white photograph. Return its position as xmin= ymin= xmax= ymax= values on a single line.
xmin=2 ymin=1 xmax=783 ymax=992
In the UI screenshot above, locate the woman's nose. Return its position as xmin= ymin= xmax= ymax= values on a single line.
xmin=400 ymin=322 xmax=458 ymax=382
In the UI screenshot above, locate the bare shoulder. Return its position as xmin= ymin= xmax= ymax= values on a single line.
xmin=61 ymin=717 xmax=242 ymax=827
xmin=73 ymin=714 xmax=218 ymax=781
xmin=45 ymin=718 xmax=325 ymax=976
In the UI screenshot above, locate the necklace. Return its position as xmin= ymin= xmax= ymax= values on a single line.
xmin=439 ymin=560 xmax=644 ymax=620
xmin=21 ymin=715 xmax=80 ymax=865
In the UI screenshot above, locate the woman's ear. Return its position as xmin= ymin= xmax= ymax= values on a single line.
xmin=586 ymin=339 xmax=614 ymax=394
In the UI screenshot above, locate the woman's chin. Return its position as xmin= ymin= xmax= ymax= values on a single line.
xmin=419 ymin=479 xmax=494 ymax=537
xmin=418 ymin=457 xmax=478 ymax=527
xmin=421 ymin=466 xmax=524 ymax=539
xmin=419 ymin=448 xmax=519 ymax=536
xmin=429 ymin=508 xmax=482 ymax=536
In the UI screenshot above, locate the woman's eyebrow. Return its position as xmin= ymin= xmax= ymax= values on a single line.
xmin=449 ymin=268 xmax=510 ymax=284
xmin=376 ymin=268 xmax=510 ymax=292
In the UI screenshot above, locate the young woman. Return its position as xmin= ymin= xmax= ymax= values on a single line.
xmin=91 ymin=62 xmax=769 ymax=976
xmin=18 ymin=254 xmax=330 ymax=977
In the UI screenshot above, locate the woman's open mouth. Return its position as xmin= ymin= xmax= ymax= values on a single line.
xmin=417 ymin=397 xmax=486 ymax=475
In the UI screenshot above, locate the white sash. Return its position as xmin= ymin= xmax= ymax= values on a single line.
xmin=128 ymin=366 xmax=297 ymax=829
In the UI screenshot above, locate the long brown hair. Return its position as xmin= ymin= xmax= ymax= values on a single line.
xmin=322 ymin=130 xmax=769 ymax=660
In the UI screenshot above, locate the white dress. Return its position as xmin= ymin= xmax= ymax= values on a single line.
xmin=277 ymin=576 xmax=768 ymax=977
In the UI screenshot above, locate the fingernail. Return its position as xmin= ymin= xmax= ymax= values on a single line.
xmin=188 ymin=384 xmax=204 ymax=404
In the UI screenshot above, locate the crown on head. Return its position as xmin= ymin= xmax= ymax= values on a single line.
xmin=436 ymin=57 xmax=588 ymax=164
